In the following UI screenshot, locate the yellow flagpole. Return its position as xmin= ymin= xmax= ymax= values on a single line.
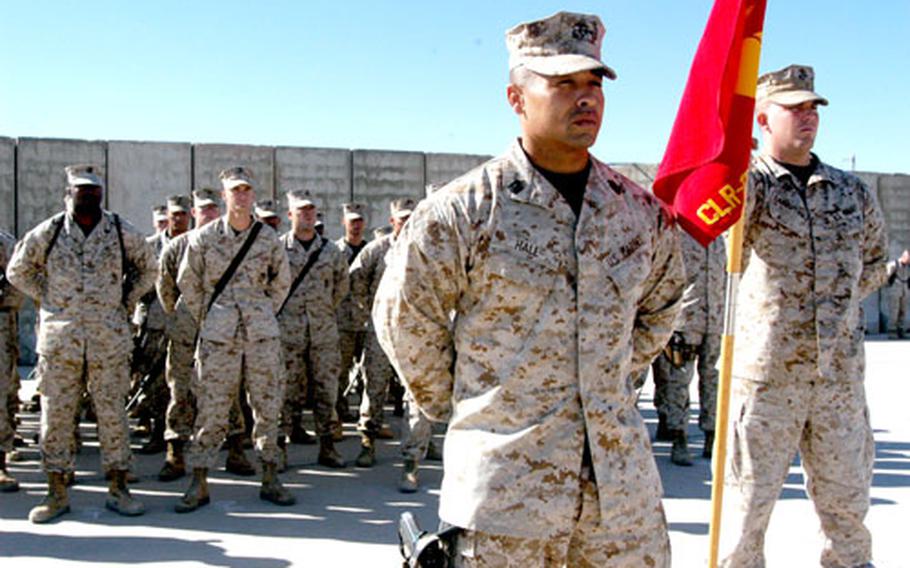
xmin=707 ymin=211 xmax=745 ymax=568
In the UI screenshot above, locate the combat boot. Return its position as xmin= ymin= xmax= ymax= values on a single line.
xmin=28 ymin=471 xmax=70 ymax=523
xmin=105 ymin=470 xmax=146 ymax=516
xmin=702 ymin=431 xmax=715 ymax=459
xmin=158 ymin=440 xmax=186 ymax=481
xmin=0 ymin=451 xmax=20 ymax=492
xmin=225 ymin=434 xmax=256 ymax=476
xmin=398 ymin=458 xmax=419 ymax=493
xmin=355 ymin=434 xmax=376 ymax=468
xmin=332 ymin=421 xmax=344 ymax=442
xmin=670 ymin=430 xmax=693 ymax=466
xmin=376 ymin=423 xmax=395 ymax=440
xmin=260 ymin=462 xmax=296 ymax=506
xmin=175 ymin=468 xmax=210 ymax=513
xmin=317 ymin=435 xmax=346 ymax=469
xmin=656 ymin=414 xmax=672 ymax=442
xmin=425 ymin=440 xmax=443 ymax=462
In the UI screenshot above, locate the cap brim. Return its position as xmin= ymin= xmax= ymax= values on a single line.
xmin=167 ymin=206 xmax=189 ymax=213
xmin=69 ymin=175 xmax=103 ymax=187
xmin=392 ymin=209 xmax=413 ymax=219
xmin=344 ymin=212 xmax=364 ymax=221
xmin=222 ymin=179 xmax=253 ymax=191
xmin=153 ymin=214 xmax=168 ymax=222
xmin=194 ymin=199 xmax=217 ymax=208
xmin=288 ymin=199 xmax=316 ymax=210
xmin=517 ymin=54 xmax=616 ymax=80
xmin=761 ymin=90 xmax=828 ymax=107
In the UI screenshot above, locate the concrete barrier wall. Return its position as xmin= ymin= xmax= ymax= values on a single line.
xmin=193 ymin=144 xmax=275 ymax=202
xmin=275 ymin=147 xmax=351 ymax=241
xmin=425 ymin=153 xmax=490 ymax=190
xmin=107 ymin=141 xmax=192 ymax=235
xmin=0 ymin=138 xmax=14 ymax=234
xmin=352 ymin=150 xmax=425 ymax=235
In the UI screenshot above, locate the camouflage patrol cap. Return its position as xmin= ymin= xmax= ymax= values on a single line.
xmin=342 ymin=202 xmax=365 ymax=221
xmin=192 ymin=187 xmax=221 ymax=208
xmin=506 ymin=11 xmax=616 ymax=79
xmin=254 ymin=199 xmax=280 ymax=218
xmin=756 ymin=64 xmax=828 ymax=107
xmin=373 ymin=226 xmax=393 ymax=239
xmin=390 ymin=198 xmax=416 ymax=219
xmin=152 ymin=205 xmax=168 ymax=222
xmin=166 ymin=194 xmax=191 ymax=213
xmin=219 ymin=166 xmax=255 ymax=190
xmin=65 ymin=164 xmax=104 ymax=188
xmin=286 ymin=189 xmax=317 ymax=210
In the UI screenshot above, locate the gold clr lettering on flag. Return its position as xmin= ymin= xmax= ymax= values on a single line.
xmin=696 ymin=171 xmax=747 ymax=225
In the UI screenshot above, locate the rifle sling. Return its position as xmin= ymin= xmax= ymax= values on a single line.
xmin=205 ymin=221 xmax=263 ymax=316
xmin=277 ymin=238 xmax=327 ymax=316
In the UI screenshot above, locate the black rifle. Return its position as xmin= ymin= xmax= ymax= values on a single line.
xmin=398 ymin=512 xmax=458 ymax=568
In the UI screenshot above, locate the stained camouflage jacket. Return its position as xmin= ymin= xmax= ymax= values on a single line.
xmin=156 ymin=231 xmax=197 ymax=344
xmin=676 ymin=232 xmax=726 ymax=344
xmin=350 ymin=233 xmax=394 ymax=331
xmin=373 ymin=141 xmax=685 ymax=537
xmin=734 ymin=154 xmax=890 ymax=382
xmin=6 ymin=210 xmax=156 ymax=357
xmin=277 ymin=232 xmax=348 ymax=345
xmin=177 ymin=216 xmax=290 ymax=344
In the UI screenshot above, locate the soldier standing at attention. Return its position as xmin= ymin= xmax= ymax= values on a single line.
xmin=652 ymin=232 xmax=725 ymax=465
xmin=155 ymin=188 xmax=255 ymax=481
xmin=350 ymin=198 xmax=414 ymax=468
xmin=255 ymin=199 xmax=282 ymax=232
xmin=334 ymin=202 xmax=369 ymax=427
xmin=374 ymin=12 xmax=684 ymax=566
xmin=152 ymin=205 xmax=169 ymax=235
xmin=277 ymin=189 xmax=349 ymax=469
xmin=720 ymin=65 xmax=902 ymax=568
xmin=7 ymin=164 xmax=157 ymax=523
xmin=175 ymin=166 xmax=293 ymax=511
xmin=0 ymin=229 xmax=24 ymax=492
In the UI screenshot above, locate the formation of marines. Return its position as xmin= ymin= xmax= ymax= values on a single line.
xmin=2 ymin=9 xmax=908 ymax=568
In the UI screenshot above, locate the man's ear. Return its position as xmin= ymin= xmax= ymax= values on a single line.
xmin=507 ymin=84 xmax=524 ymax=116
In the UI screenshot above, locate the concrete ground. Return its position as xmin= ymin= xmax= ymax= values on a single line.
xmin=1 ymin=338 xmax=907 ymax=567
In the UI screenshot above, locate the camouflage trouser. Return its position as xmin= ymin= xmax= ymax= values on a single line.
xmin=165 ymin=336 xmax=245 ymax=442
xmin=131 ymin=328 xmax=169 ymax=418
xmin=281 ymin=333 xmax=341 ymax=438
xmin=720 ymin=377 xmax=873 ymax=568
xmin=186 ymin=337 xmax=284 ymax=469
xmin=37 ymin=349 xmax=133 ymax=473
xmin=652 ymin=332 xmax=720 ymax=432
xmin=0 ymin=313 xmax=16 ymax=452
xmin=885 ymin=281 xmax=908 ymax=333
xmin=401 ymin=390 xmax=433 ymax=461
xmin=337 ymin=328 xmax=365 ymax=410
xmin=357 ymin=328 xmax=394 ymax=435
xmin=453 ymin=473 xmax=670 ymax=567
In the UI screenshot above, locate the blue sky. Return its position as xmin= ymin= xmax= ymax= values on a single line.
xmin=2 ymin=1 xmax=908 ymax=173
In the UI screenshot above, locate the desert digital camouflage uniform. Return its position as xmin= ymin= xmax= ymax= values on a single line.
xmin=374 ymin=139 xmax=684 ymax=564
xmin=335 ymin=234 xmax=369 ymax=412
xmin=653 ymin=232 xmax=726 ymax=434
xmin=883 ymin=259 xmax=908 ymax=336
xmin=0 ymin=230 xmax=24 ymax=458
xmin=178 ymin=215 xmax=290 ymax=468
xmin=720 ymin=152 xmax=891 ymax=567
xmin=7 ymin=210 xmax=156 ymax=474
xmin=278 ymin=230 xmax=349 ymax=437
xmin=350 ymin=232 xmax=396 ymax=436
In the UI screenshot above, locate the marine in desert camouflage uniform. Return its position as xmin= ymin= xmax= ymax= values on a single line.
xmin=720 ymin=65 xmax=903 ymax=568
xmin=374 ymin=12 xmax=684 ymax=566
xmin=175 ymin=166 xmax=294 ymax=512
xmin=7 ymin=164 xmax=156 ymax=523
xmin=0 ymin=229 xmax=24 ymax=492
xmin=277 ymin=189 xmax=349 ymax=469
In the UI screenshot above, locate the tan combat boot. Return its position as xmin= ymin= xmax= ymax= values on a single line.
xmin=317 ymin=435 xmax=346 ymax=469
xmin=105 ymin=470 xmax=145 ymax=516
xmin=702 ymin=430 xmax=715 ymax=459
xmin=225 ymin=434 xmax=255 ymax=476
xmin=260 ymin=462 xmax=296 ymax=506
xmin=0 ymin=451 xmax=19 ymax=492
xmin=670 ymin=430 xmax=694 ymax=467
xmin=158 ymin=440 xmax=186 ymax=482
xmin=398 ymin=458 xmax=419 ymax=493
xmin=29 ymin=471 xmax=70 ymax=523
xmin=175 ymin=467 xmax=210 ymax=513
xmin=355 ymin=434 xmax=375 ymax=468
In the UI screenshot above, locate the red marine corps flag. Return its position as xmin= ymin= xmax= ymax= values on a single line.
xmin=651 ymin=1 xmax=768 ymax=566
xmin=653 ymin=0 xmax=767 ymax=245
